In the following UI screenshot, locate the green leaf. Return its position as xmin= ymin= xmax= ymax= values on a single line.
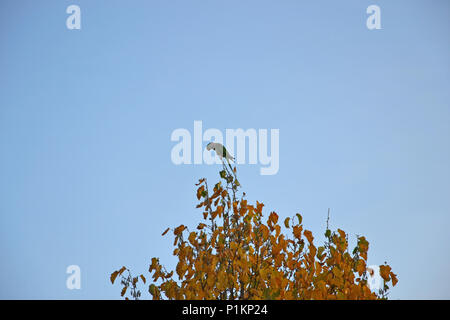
xmin=317 ymin=246 xmax=325 ymax=257
xmin=149 ymin=284 xmax=156 ymax=295
xmin=296 ymin=213 xmax=302 ymax=225
xmin=284 ymin=217 xmax=290 ymax=228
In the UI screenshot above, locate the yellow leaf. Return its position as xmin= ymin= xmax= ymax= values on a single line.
xmin=292 ymin=225 xmax=302 ymax=239
xmin=161 ymin=228 xmax=170 ymax=236
xmin=356 ymin=259 xmax=366 ymax=276
xmin=188 ymin=232 xmax=197 ymax=246
xmin=260 ymin=225 xmax=269 ymax=240
xmin=140 ymin=275 xmax=146 ymax=284
xmin=176 ymin=261 xmax=186 ymax=279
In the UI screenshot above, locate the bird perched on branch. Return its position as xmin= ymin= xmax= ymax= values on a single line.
xmin=206 ymin=142 xmax=235 ymax=163
xmin=206 ymin=142 xmax=238 ymax=185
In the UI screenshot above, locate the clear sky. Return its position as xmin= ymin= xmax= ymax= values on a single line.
xmin=0 ymin=0 xmax=449 ymax=299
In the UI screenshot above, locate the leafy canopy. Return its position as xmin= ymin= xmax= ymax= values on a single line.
xmin=111 ymin=166 xmax=397 ymax=300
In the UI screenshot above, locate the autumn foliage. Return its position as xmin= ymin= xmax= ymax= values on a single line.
xmin=111 ymin=165 xmax=397 ymax=300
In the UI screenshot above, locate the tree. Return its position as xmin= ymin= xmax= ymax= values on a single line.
xmin=111 ymin=164 xmax=398 ymax=300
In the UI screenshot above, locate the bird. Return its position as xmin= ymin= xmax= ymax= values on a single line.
xmin=366 ymin=265 xmax=382 ymax=292
xmin=206 ymin=142 xmax=235 ymax=162
xmin=207 ymin=142 xmax=238 ymax=184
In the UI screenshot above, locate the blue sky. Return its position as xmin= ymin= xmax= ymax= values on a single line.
xmin=0 ymin=0 xmax=449 ymax=299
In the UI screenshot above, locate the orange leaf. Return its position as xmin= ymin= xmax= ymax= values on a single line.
xmin=197 ymin=223 xmax=207 ymax=230
xmin=356 ymin=260 xmax=366 ymax=276
xmin=256 ymin=201 xmax=264 ymax=214
xmin=162 ymin=228 xmax=170 ymax=236
xmin=269 ymin=212 xmax=279 ymax=224
xmin=188 ymin=232 xmax=197 ymax=246
xmin=195 ymin=178 xmax=205 ymax=186
xmin=304 ymin=230 xmax=314 ymax=243
xmin=173 ymin=225 xmax=186 ymax=236
xmin=216 ymin=206 xmax=224 ymax=218
xmin=110 ymin=271 xmax=119 ymax=284
xmin=379 ymin=265 xmax=392 ymax=282
xmin=293 ymin=225 xmax=302 ymax=239
xmin=196 ymin=185 xmax=205 ymax=200
xmin=118 ymin=266 xmax=126 ymax=275
xmin=390 ymin=272 xmax=398 ymax=286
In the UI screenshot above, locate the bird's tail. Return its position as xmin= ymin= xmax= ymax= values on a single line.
xmin=225 ymin=157 xmax=237 ymax=181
